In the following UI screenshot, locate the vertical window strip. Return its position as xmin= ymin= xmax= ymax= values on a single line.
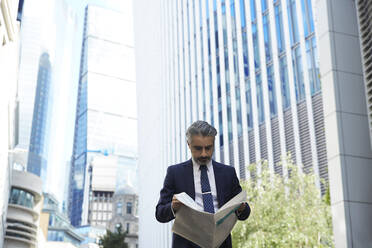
xmin=246 ymin=79 xmax=253 ymax=129
xmin=312 ymin=37 xmax=321 ymax=93
xmin=221 ymin=0 xmax=233 ymax=142
xmin=177 ymin=0 xmax=183 ymax=161
xmin=292 ymin=47 xmax=305 ymax=102
xmin=199 ymin=0 xmax=206 ymax=120
xmin=287 ymin=0 xmax=299 ymax=45
xmin=239 ymin=0 xmax=252 ymax=130
xmin=280 ymin=56 xmax=291 ymax=109
xmin=231 ymin=0 xmax=243 ymax=137
xmin=250 ymin=0 xmax=256 ymax=22
xmin=267 ymin=65 xmax=278 ymax=117
xmin=261 ymin=0 xmax=268 ymax=13
xmin=256 ymin=73 xmax=265 ymax=123
xmin=262 ymin=14 xmax=272 ymax=63
xmin=213 ymin=0 xmax=223 ymax=145
xmin=250 ymin=0 xmax=260 ymax=71
xmin=300 ymin=0 xmax=315 ymax=38
xmin=239 ymin=0 xmax=249 ymax=77
xmin=306 ymin=37 xmax=321 ymax=95
xmin=187 ymin=1 xmax=193 ymax=122
xmin=252 ymin=23 xmax=260 ymax=69
xmin=192 ymin=0 xmax=199 ymax=119
xmin=206 ymin=0 xmax=214 ymax=126
xmin=274 ymin=3 xmax=285 ymax=54
xmin=182 ymin=3 xmax=188 ymax=156
xmin=219 ymin=100 xmax=224 ymax=146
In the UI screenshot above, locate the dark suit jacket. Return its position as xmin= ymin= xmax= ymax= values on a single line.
xmin=155 ymin=159 xmax=251 ymax=248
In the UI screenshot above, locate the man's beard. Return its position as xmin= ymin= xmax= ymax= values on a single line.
xmin=197 ymin=157 xmax=211 ymax=165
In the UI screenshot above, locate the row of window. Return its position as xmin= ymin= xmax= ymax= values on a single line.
xmin=9 ymin=187 xmax=35 ymax=209
xmin=170 ymin=0 xmax=320 ymax=159
xmin=116 ymin=201 xmax=133 ymax=215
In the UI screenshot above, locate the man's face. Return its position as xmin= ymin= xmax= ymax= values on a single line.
xmin=188 ymin=135 xmax=215 ymax=165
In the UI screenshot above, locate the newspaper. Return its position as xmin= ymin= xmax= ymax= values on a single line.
xmin=171 ymin=191 xmax=247 ymax=248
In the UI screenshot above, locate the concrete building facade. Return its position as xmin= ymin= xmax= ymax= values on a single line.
xmin=315 ymin=0 xmax=372 ymax=247
xmin=108 ymin=185 xmax=139 ymax=248
xmin=134 ymin=0 xmax=372 ymax=247
xmin=4 ymin=170 xmax=42 ymax=248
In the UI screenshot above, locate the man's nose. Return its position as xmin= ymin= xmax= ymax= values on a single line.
xmin=201 ymin=148 xmax=207 ymax=156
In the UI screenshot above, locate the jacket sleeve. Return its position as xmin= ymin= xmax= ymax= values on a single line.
xmin=230 ymin=167 xmax=251 ymax=221
xmin=155 ymin=166 xmax=176 ymax=223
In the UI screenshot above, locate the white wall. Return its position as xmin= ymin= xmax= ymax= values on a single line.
xmin=133 ymin=0 xmax=172 ymax=247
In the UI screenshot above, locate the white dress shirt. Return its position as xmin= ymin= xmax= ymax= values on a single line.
xmin=192 ymin=158 xmax=219 ymax=212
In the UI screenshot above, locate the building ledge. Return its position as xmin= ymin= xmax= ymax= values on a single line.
xmin=4 ymin=234 xmax=37 ymax=247
xmin=8 ymin=203 xmax=39 ymax=221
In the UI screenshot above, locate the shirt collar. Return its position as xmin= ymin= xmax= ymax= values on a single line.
xmin=192 ymin=158 xmax=212 ymax=171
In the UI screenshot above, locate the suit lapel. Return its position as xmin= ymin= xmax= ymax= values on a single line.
xmin=184 ymin=159 xmax=195 ymax=200
xmin=213 ymin=160 xmax=224 ymax=208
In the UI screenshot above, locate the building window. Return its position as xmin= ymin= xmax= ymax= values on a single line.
xmin=262 ymin=14 xmax=272 ymax=62
xmin=292 ymin=47 xmax=305 ymax=102
xmin=279 ymin=56 xmax=291 ymax=109
xmin=275 ymin=4 xmax=285 ymax=54
xmin=256 ymin=74 xmax=265 ymax=124
xmin=267 ymin=65 xmax=278 ymax=117
xmin=287 ymin=0 xmax=300 ymax=45
xmin=300 ymin=0 xmax=315 ymax=37
xmin=9 ymin=187 xmax=35 ymax=209
xmin=126 ymin=223 xmax=130 ymax=233
xmin=126 ymin=202 xmax=132 ymax=214
xmin=117 ymin=202 xmax=122 ymax=215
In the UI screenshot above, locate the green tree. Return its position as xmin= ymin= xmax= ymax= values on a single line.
xmin=99 ymin=224 xmax=128 ymax=248
xmin=232 ymin=158 xmax=334 ymax=247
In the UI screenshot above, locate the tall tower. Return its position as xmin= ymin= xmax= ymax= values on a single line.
xmin=27 ymin=52 xmax=52 ymax=184
xmin=69 ymin=4 xmax=137 ymax=227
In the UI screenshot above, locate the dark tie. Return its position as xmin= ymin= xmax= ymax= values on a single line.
xmin=200 ymin=165 xmax=215 ymax=213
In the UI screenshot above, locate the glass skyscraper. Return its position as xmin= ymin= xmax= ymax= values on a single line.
xmin=69 ymin=4 xmax=137 ymax=227
xmin=27 ymin=53 xmax=52 ymax=184
xmin=152 ymin=0 xmax=326 ymax=188
xmin=134 ymin=0 xmax=372 ymax=247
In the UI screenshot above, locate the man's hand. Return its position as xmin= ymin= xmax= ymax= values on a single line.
xmin=171 ymin=196 xmax=183 ymax=213
xmin=237 ymin=202 xmax=247 ymax=213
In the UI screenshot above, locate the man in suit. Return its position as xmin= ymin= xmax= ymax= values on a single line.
xmin=156 ymin=120 xmax=250 ymax=248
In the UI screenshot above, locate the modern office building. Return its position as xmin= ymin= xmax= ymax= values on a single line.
xmin=4 ymin=170 xmax=42 ymax=248
xmin=69 ymin=4 xmax=137 ymax=227
xmin=0 ymin=0 xmax=22 ymax=246
xmin=26 ymin=52 xmax=52 ymax=184
xmin=134 ymin=0 xmax=372 ymax=247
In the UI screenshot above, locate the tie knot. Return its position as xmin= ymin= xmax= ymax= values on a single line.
xmin=200 ymin=165 xmax=207 ymax=171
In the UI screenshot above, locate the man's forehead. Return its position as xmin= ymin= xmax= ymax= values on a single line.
xmin=190 ymin=135 xmax=215 ymax=143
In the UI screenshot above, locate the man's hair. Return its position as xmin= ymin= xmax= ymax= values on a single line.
xmin=186 ymin=121 xmax=217 ymax=143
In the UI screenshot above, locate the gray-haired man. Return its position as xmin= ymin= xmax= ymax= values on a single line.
xmin=155 ymin=120 xmax=250 ymax=248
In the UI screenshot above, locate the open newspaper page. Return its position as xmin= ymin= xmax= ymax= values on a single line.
xmin=172 ymin=191 xmax=247 ymax=248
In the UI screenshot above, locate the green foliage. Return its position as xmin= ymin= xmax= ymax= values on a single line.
xmin=232 ymin=158 xmax=334 ymax=248
xmin=99 ymin=224 xmax=128 ymax=248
